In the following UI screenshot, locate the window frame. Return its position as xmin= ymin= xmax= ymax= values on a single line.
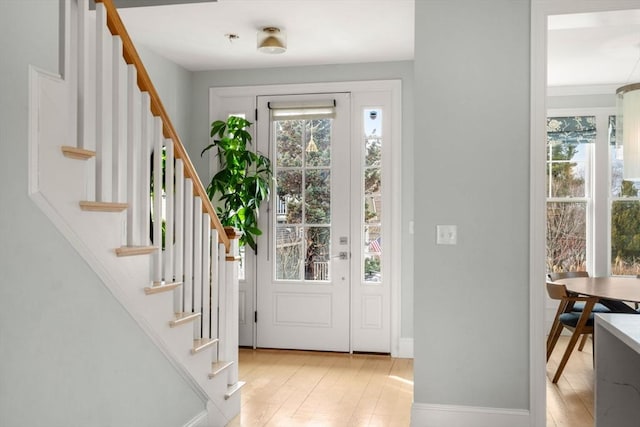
xmin=547 ymin=107 xmax=615 ymax=277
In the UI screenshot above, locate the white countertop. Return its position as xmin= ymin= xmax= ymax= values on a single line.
xmin=596 ymin=313 xmax=640 ymax=354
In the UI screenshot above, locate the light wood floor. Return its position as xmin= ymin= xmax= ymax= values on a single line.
xmin=227 ymin=337 xmax=594 ymax=426
xmin=227 ymin=348 xmax=413 ymax=426
xmin=546 ymin=336 xmax=594 ymax=427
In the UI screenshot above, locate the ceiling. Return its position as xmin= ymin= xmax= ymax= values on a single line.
xmin=117 ymin=0 xmax=415 ymax=71
xmin=117 ymin=2 xmax=640 ymax=88
xmin=548 ymin=9 xmax=640 ymax=87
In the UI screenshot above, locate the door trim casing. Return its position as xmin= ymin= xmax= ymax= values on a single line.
xmin=209 ymin=80 xmax=403 ymax=356
xmin=531 ymin=1 xmax=640 ymax=425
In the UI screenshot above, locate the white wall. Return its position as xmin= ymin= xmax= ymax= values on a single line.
xmin=0 ymin=2 xmax=206 ymax=426
xmin=413 ymin=0 xmax=531 ymax=412
xmin=189 ymin=62 xmax=416 ymax=340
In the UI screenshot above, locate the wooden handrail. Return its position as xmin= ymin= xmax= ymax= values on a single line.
xmin=95 ymin=0 xmax=230 ymax=251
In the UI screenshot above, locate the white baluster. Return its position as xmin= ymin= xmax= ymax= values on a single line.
xmin=201 ymin=221 xmax=212 ymax=340
xmin=210 ymin=236 xmax=220 ymax=359
xmin=174 ymin=160 xmax=185 ymax=313
xmin=184 ymin=179 xmax=194 ymax=313
xmin=225 ymin=236 xmax=240 ymax=384
xmin=112 ymin=36 xmax=127 ymax=203
xmin=139 ymin=93 xmax=152 ymax=246
xmin=95 ymin=3 xmax=113 ymax=202
xmin=193 ymin=197 xmax=203 ymax=339
xmin=152 ymin=119 xmax=163 ymax=283
xmin=79 ymin=0 xmax=96 ymax=201
xmin=77 ymin=0 xmax=92 ymax=150
xmin=67 ymin=0 xmax=78 ymax=148
xmin=217 ymin=242 xmax=227 ymax=362
xmin=126 ymin=65 xmax=140 ymax=246
xmin=164 ymin=139 xmax=175 ymax=283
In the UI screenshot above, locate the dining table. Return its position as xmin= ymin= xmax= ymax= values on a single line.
xmin=556 ymin=276 xmax=640 ymax=314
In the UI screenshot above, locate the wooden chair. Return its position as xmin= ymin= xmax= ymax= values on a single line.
xmin=548 ymin=271 xmax=589 ymax=281
xmin=546 ymin=280 xmax=598 ymax=383
xmin=548 ymin=271 xmax=611 ymax=351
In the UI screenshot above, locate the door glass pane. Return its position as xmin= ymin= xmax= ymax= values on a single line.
xmin=363 ymin=108 xmax=382 ymax=282
xmin=276 ymin=121 xmax=302 ymax=167
xmin=277 ymin=170 xmax=302 ymax=224
xmin=276 ymin=225 xmax=303 ymax=280
xmin=305 ymin=170 xmax=330 ymax=224
xmin=274 ymin=117 xmax=333 ymax=282
xmin=306 ymin=226 xmax=330 ymax=280
xmin=305 ymin=120 xmax=331 ymax=167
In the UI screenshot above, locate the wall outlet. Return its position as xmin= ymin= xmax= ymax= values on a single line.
xmin=436 ymin=225 xmax=457 ymax=245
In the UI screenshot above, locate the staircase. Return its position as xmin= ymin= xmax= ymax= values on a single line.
xmin=28 ymin=0 xmax=242 ymax=425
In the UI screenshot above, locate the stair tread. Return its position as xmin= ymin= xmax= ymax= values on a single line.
xmin=224 ymin=381 xmax=246 ymax=400
xmin=144 ymin=281 xmax=182 ymax=295
xmin=61 ymin=145 xmax=96 ymax=160
xmin=79 ymin=201 xmax=128 ymax=212
xmin=115 ymin=246 xmax=157 ymax=257
xmin=191 ymin=337 xmax=219 ymax=354
xmin=209 ymin=360 xmax=234 ymax=378
xmin=169 ymin=311 xmax=201 ymax=327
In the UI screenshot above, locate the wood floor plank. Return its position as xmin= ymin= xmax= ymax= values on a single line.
xmin=547 ymin=336 xmax=594 ymax=427
xmin=230 ymin=349 xmax=413 ymax=426
xmin=230 ymin=338 xmax=592 ymax=426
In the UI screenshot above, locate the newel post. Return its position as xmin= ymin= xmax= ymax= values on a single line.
xmin=223 ymin=227 xmax=241 ymax=385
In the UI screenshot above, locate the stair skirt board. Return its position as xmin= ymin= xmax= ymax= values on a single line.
xmin=181 ymin=410 xmax=208 ymax=427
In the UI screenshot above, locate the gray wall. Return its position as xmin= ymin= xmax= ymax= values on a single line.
xmin=0 ymin=2 xmax=206 ymax=426
xmin=413 ymin=0 xmax=531 ymax=410
xmin=190 ymin=62 xmax=416 ymax=339
xmin=138 ymin=45 xmax=194 ymax=143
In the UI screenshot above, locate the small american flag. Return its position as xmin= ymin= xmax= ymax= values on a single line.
xmin=369 ymin=237 xmax=382 ymax=253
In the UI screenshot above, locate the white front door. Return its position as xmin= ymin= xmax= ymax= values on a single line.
xmin=210 ymin=82 xmax=399 ymax=354
xmin=256 ymin=93 xmax=351 ymax=351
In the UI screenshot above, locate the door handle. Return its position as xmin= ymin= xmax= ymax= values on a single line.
xmin=333 ymin=251 xmax=349 ymax=260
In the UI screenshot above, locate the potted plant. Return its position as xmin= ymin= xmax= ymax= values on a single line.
xmin=201 ymin=116 xmax=272 ymax=252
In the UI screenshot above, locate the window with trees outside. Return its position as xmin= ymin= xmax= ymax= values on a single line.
xmin=546 ymin=113 xmax=640 ymax=276
xmin=546 ymin=116 xmax=592 ymax=273
xmin=610 ymin=115 xmax=640 ymax=275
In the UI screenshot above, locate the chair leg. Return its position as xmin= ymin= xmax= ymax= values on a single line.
xmin=552 ymin=329 xmax=583 ymax=383
xmin=547 ymin=306 xmax=566 ymax=361
xmin=577 ymin=334 xmax=589 ymax=351
xmin=552 ymin=300 xmax=596 ymax=383
xmin=547 ymin=322 xmax=564 ymax=361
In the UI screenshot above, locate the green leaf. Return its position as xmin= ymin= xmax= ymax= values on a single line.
xmin=203 ymin=116 xmax=272 ymax=250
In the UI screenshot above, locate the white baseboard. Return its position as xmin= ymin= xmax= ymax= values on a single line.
xmin=411 ymin=403 xmax=530 ymax=427
xmin=398 ymin=337 xmax=414 ymax=358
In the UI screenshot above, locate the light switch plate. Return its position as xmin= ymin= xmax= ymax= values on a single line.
xmin=436 ymin=225 xmax=457 ymax=245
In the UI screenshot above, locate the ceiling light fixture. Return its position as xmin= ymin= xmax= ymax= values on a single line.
xmin=617 ymin=49 xmax=640 ymax=180
xmin=617 ymin=83 xmax=640 ymax=180
xmin=257 ymin=27 xmax=286 ymax=54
